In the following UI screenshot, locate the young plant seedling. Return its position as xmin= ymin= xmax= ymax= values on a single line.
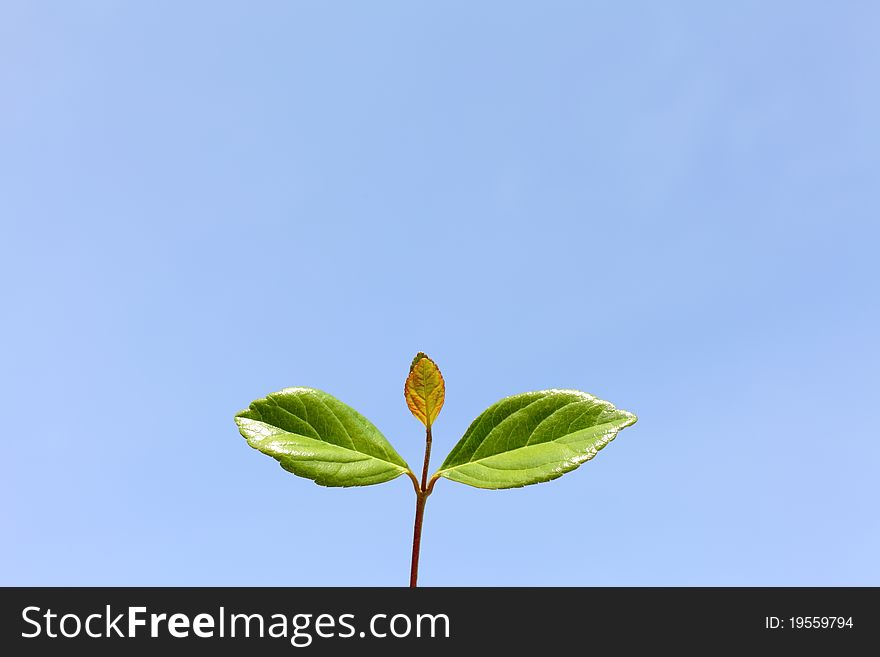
xmin=234 ymin=353 xmax=637 ymax=586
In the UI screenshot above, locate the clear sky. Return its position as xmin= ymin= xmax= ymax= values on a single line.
xmin=2 ymin=2 xmax=878 ymax=586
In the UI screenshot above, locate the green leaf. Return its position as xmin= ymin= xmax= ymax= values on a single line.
xmin=434 ymin=389 xmax=637 ymax=489
xmin=235 ymin=387 xmax=411 ymax=487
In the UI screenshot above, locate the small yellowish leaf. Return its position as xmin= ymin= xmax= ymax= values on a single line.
xmin=404 ymin=353 xmax=445 ymax=427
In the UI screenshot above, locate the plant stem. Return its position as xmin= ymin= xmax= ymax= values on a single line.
xmin=410 ymin=425 xmax=433 ymax=587
xmin=420 ymin=425 xmax=433 ymax=491
xmin=409 ymin=491 xmax=427 ymax=587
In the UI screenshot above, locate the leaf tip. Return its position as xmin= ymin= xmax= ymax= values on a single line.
xmin=409 ymin=351 xmax=430 ymax=372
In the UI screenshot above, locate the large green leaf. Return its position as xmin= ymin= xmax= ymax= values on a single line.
xmin=235 ymin=387 xmax=411 ymax=487
xmin=434 ymin=389 xmax=637 ymax=489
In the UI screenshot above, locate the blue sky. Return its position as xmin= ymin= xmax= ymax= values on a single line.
xmin=2 ymin=2 xmax=878 ymax=585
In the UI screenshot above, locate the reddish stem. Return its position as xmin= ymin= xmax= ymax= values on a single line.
xmin=410 ymin=425 xmax=434 ymax=587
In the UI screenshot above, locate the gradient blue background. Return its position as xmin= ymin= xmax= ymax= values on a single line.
xmin=2 ymin=2 xmax=878 ymax=586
